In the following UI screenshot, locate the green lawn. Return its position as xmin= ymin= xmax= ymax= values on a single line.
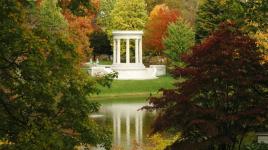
xmin=93 ymin=75 xmax=175 ymax=99
xmin=82 ymin=60 xmax=176 ymax=99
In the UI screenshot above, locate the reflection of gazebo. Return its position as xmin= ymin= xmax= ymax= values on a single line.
xmin=111 ymin=31 xmax=157 ymax=80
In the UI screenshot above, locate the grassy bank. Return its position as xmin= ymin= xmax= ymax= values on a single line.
xmin=92 ymin=75 xmax=175 ymax=99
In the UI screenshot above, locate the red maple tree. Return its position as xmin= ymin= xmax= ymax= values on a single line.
xmin=144 ymin=23 xmax=268 ymax=150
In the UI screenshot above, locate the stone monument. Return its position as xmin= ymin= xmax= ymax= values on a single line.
xmin=111 ymin=31 xmax=157 ymax=80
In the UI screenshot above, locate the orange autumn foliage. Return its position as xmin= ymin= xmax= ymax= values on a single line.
xmin=143 ymin=4 xmax=180 ymax=55
xmin=62 ymin=0 xmax=100 ymax=61
xmin=64 ymin=12 xmax=94 ymax=59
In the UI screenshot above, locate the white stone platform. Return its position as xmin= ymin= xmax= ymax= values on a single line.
xmin=111 ymin=64 xmax=157 ymax=80
xmin=89 ymin=64 xmax=158 ymax=80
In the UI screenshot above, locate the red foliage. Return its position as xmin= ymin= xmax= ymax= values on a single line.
xmin=143 ymin=4 xmax=180 ymax=55
xmin=145 ymin=23 xmax=268 ymax=149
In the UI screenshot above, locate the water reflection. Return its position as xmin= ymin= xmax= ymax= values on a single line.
xmin=96 ymin=101 xmax=155 ymax=149
xmin=111 ymin=104 xmax=144 ymax=146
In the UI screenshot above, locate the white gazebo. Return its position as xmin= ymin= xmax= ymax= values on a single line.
xmin=110 ymin=31 xmax=157 ymax=80
xmin=87 ymin=30 xmax=165 ymax=80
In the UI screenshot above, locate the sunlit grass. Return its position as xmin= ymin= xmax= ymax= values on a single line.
xmin=93 ymin=75 xmax=176 ymax=98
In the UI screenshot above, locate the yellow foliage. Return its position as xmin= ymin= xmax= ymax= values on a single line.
xmin=111 ymin=133 xmax=181 ymax=150
xmin=0 ymin=140 xmax=11 ymax=145
xmin=142 ymin=133 xmax=181 ymax=150
xmin=255 ymin=30 xmax=268 ymax=49
xmin=254 ymin=29 xmax=268 ymax=62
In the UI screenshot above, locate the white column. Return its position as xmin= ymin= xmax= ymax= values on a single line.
xmin=139 ymin=38 xmax=143 ymax=64
xmin=117 ymin=39 xmax=121 ymax=64
xmin=135 ymin=39 xmax=139 ymax=64
xmin=113 ymin=39 xmax=116 ymax=64
xmin=126 ymin=39 xmax=130 ymax=63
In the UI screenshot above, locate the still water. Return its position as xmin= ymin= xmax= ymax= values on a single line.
xmin=92 ymin=97 xmax=156 ymax=149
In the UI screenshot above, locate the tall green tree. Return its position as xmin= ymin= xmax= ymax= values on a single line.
xmin=0 ymin=1 xmax=112 ymax=149
xmin=164 ymin=19 xmax=195 ymax=67
xmin=110 ymin=0 xmax=148 ymax=31
xmin=195 ymin=0 xmax=244 ymax=42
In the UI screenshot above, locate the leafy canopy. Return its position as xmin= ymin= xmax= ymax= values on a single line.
xmin=110 ymin=0 xmax=147 ymax=31
xmin=195 ymin=0 xmax=242 ymax=42
xmin=195 ymin=0 xmax=268 ymax=42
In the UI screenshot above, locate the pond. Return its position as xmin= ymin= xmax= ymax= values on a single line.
xmin=91 ymin=97 xmax=156 ymax=149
